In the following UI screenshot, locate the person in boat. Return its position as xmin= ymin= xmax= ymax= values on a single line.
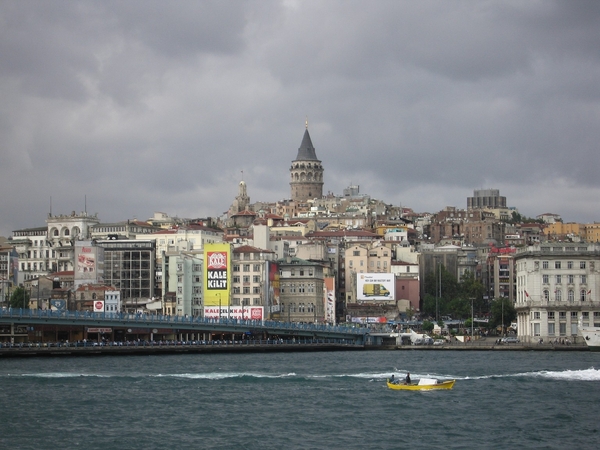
xmin=405 ymin=372 xmax=411 ymax=385
xmin=390 ymin=374 xmax=396 ymax=384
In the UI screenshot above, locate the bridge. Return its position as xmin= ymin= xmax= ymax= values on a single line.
xmin=0 ymin=308 xmax=369 ymax=347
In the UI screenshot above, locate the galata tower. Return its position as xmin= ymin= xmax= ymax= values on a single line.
xmin=290 ymin=121 xmax=324 ymax=202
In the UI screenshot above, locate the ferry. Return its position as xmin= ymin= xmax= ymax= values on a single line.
xmin=580 ymin=326 xmax=600 ymax=351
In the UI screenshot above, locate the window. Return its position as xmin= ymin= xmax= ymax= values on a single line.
xmin=559 ymin=323 xmax=566 ymax=336
xmin=548 ymin=311 xmax=555 ymax=320
xmin=555 ymin=290 xmax=562 ymax=301
xmin=568 ymin=275 xmax=574 ymax=284
xmin=581 ymin=275 xmax=587 ymax=284
xmin=243 ymin=287 xmax=250 ymax=294
xmin=559 ymin=311 xmax=566 ymax=319
xmin=548 ymin=323 xmax=555 ymax=336
xmin=353 ymin=250 xmax=360 ymax=256
xmin=568 ymin=290 xmax=574 ymax=302
xmin=534 ymin=311 xmax=541 ymax=320
xmin=233 ymin=264 xmax=240 ymax=272
xmin=543 ymin=290 xmax=549 ymax=301
xmin=243 ymin=264 xmax=250 ymax=272
xmin=243 ymin=276 xmax=250 ymax=283
xmin=555 ymin=261 xmax=561 ymax=269
xmin=253 ymin=264 xmax=260 ymax=272
xmin=580 ymin=289 xmax=587 ymax=302
xmin=543 ymin=275 xmax=549 ymax=284
xmin=555 ymin=275 xmax=561 ymax=284
xmin=534 ymin=323 xmax=540 ymax=336
xmin=542 ymin=261 xmax=549 ymax=269
xmin=580 ymin=261 xmax=586 ymax=269
xmin=253 ymin=275 xmax=260 ymax=283
xmin=567 ymin=261 xmax=573 ymax=269
xmin=233 ymin=276 xmax=240 ymax=283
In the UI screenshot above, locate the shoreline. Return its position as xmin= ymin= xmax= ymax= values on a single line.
xmin=0 ymin=342 xmax=589 ymax=357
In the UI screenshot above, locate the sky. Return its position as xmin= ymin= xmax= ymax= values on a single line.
xmin=1 ymin=0 xmax=600 ymax=237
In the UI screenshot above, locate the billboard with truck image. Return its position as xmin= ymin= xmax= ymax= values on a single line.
xmin=357 ymin=273 xmax=395 ymax=301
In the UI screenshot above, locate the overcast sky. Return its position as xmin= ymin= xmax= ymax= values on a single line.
xmin=1 ymin=0 xmax=600 ymax=237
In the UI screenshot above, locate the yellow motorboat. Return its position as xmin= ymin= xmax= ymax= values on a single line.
xmin=387 ymin=378 xmax=455 ymax=391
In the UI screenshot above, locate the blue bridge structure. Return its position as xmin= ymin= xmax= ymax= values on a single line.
xmin=0 ymin=309 xmax=370 ymax=352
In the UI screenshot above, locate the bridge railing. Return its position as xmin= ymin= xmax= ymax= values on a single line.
xmin=0 ymin=337 xmax=360 ymax=349
xmin=0 ymin=308 xmax=368 ymax=335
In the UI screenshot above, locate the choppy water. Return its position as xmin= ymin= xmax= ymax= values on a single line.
xmin=1 ymin=350 xmax=599 ymax=450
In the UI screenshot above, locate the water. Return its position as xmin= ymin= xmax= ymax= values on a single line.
xmin=1 ymin=350 xmax=599 ymax=450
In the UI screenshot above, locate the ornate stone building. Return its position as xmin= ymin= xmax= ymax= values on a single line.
xmin=290 ymin=122 xmax=324 ymax=203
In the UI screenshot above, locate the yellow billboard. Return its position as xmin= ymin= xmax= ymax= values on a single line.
xmin=203 ymin=243 xmax=231 ymax=307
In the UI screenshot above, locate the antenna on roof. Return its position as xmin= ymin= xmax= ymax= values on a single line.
xmin=305 ymin=117 xmax=308 ymax=129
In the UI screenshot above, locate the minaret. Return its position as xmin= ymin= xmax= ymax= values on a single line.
xmin=290 ymin=120 xmax=324 ymax=202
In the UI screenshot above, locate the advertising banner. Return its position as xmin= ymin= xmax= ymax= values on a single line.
xmin=357 ymin=273 xmax=395 ymax=301
xmin=204 ymin=243 xmax=231 ymax=307
xmin=324 ymin=277 xmax=336 ymax=325
xmin=267 ymin=261 xmax=280 ymax=314
xmin=74 ymin=241 xmax=104 ymax=285
xmin=93 ymin=300 xmax=105 ymax=312
xmin=203 ymin=306 xmax=263 ymax=320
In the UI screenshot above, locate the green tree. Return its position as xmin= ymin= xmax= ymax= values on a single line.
xmin=423 ymin=264 xmax=459 ymax=317
xmin=422 ymin=320 xmax=434 ymax=333
xmin=9 ymin=286 xmax=29 ymax=309
xmin=490 ymin=297 xmax=516 ymax=331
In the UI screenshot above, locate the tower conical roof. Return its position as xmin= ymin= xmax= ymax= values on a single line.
xmin=295 ymin=128 xmax=318 ymax=161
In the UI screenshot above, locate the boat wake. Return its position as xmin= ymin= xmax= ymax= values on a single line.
xmin=452 ymin=367 xmax=600 ymax=382
xmin=4 ymin=368 xmax=599 ymax=382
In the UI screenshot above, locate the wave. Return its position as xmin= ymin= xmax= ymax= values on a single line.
xmin=154 ymin=372 xmax=297 ymax=380
xmin=4 ymin=368 xmax=599 ymax=382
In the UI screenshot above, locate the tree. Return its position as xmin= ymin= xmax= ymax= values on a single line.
xmin=422 ymin=264 xmax=459 ymax=317
xmin=422 ymin=320 xmax=434 ymax=333
xmin=9 ymin=286 xmax=29 ymax=309
xmin=490 ymin=297 xmax=516 ymax=331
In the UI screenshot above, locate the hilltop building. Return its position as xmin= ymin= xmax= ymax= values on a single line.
xmin=290 ymin=122 xmax=324 ymax=204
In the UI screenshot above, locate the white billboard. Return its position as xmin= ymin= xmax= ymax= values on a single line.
xmin=357 ymin=273 xmax=395 ymax=301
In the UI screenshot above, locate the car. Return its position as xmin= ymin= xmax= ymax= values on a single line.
xmin=433 ymin=339 xmax=445 ymax=346
xmin=502 ymin=337 xmax=520 ymax=344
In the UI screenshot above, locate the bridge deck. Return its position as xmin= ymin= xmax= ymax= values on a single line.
xmin=0 ymin=309 xmax=367 ymax=342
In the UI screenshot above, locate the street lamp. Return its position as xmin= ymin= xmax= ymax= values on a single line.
xmin=471 ymin=297 xmax=474 ymax=339
xmin=218 ymin=293 xmax=222 ymax=321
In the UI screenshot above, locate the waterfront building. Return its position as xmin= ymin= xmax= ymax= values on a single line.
xmin=278 ymin=256 xmax=325 ymax=323
xmin=231 ymin=245 xmax=277 ymax=318
xmin=10 ymin=212 xmax=100 ymax=284
xmin=96 ymin=239 xmax=156 ymax=310
xmin=515 ymin=243 xmax=600 ymax=343
xmin=162 ymin=250 xmax=203 ymax=317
